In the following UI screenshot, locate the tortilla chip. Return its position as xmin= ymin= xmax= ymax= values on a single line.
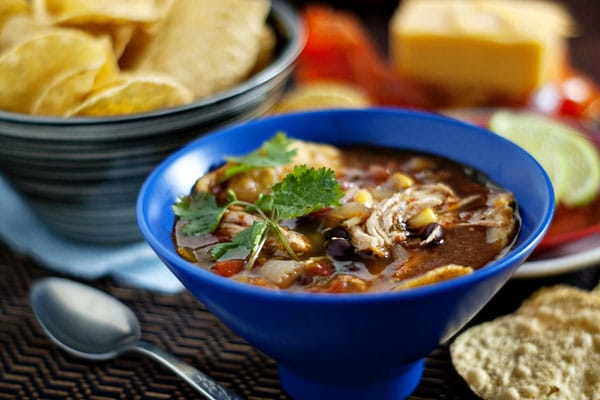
xmin=0 ymin=0 xmax=273 ymax=116
xmin=117 ymin=23 xmax=159 ymax=70
xmin=392 ymin=264 xmax=473 ymax=290
xmin=59 ymin=22 xmax=136 ymax=60
xmin=450 ymin=284 xmax=600 ymax=399
xmin=126 ymin=0 xmax=271 ymax=99
xmin=31 ymin=68 xmax=99 ymax=116
xmin=0 ymin=30 xmax=117 ymax=113
xmin=0 ymin=15 xmax=48 ymax=51
xmin=32 ymin=0 xmax=172 ymax=25
xmin=451 ymin=314 xmax=599 ymax=399
xmin=67 ymin=73 xmax=193 ymax=116
xmin=251 ymin=24 xmax=277 ymax=74
xmin=0 ymin=0 xmax=30 ymax=30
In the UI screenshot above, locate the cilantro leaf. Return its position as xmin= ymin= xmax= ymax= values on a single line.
xmin=272 ymin=165 xmax=344 ymax=220
xmin=211 ymin=221 xmax=267 ymax=261
xmin=255 ymin=193 xmax=274 ymax=213
xmin=173 ymin=192 xmax=227 ymax=235
xmin=223 ymin=132 xmax=297 ymax=179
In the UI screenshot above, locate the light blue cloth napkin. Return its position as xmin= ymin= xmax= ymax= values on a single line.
xmin=0 ymin=175 xmax=184 ymax=294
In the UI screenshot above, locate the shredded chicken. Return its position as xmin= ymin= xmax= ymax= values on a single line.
xmin=217 ymin=209 xmax=312 ymax=255
xmin=345 ymin=183 xmax=459 ymax=256
xmin=343 ymin=182 xmax=516 ymax=259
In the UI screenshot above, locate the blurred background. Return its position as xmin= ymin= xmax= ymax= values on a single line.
xmin=288 ymin=0 xmax=600 ymax=84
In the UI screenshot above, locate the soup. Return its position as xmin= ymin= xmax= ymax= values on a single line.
xmin=173 ymin=133 xmax=519 ymax=293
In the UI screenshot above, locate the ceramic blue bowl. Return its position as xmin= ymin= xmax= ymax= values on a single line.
xmin=137 ymin=108 xmax=554 ymax=400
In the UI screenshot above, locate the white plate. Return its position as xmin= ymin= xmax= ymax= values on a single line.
xmin=515 ymin=233 xmax=600 ymax=278
xmin=442 ymin=108 xmax=600 ymax=279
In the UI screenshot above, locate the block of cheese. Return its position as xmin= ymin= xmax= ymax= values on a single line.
xmin=389 ymin=0 xmax=574 ymax=106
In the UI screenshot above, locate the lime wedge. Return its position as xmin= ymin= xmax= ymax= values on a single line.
xmin=489 ymin=111 xmax=600 ymax=207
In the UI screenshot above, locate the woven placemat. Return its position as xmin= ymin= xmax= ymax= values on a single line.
xmin=1 ymin=242 xmax=598 ymax=399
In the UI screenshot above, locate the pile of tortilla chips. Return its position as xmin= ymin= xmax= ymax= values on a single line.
xmin=0 ymin=0 xmax=273 ymax=117
xmin=450 ymin=282 xmax=600 ymax=399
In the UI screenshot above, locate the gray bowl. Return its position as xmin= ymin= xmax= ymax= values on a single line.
xmin=0 ymin=0 xmax=303 ymax=244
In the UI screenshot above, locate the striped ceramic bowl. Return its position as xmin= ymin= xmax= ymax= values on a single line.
xmin=0 ymin=0 xmax=303 ymax=245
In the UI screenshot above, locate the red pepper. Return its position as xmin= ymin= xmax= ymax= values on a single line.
xmin=305 ymin=261 xmax=335 ymax=277
xmin=212 ymin=259 xmax=244 ymax=277
xmin=329 ymin=278 xmax=356 ymax=293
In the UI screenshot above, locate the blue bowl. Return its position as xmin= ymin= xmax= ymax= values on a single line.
xmin=137 ymin=108 xmax=554 ymax=400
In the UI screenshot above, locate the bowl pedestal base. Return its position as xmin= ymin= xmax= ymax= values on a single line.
xmin=278 ymin=359 xmax=424 ymax=400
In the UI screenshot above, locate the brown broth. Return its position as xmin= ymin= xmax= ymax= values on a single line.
xmin=173 ymin=144 xmax=519 ymax=293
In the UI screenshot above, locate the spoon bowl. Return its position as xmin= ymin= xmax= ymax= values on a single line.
xmin=30 ymin=277 xmax=241 ymax=400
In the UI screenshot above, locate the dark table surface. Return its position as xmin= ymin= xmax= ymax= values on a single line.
xmin=1 ymin=1 xmax=600 ymax=399
xmin=1 ymin=242 xmax=599 ymax=400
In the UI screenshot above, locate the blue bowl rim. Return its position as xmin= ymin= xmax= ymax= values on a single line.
xmin=0 ymin=0 xmax=305 ymax=126
xmin=137 ymin=107 xmax=555 ymax=304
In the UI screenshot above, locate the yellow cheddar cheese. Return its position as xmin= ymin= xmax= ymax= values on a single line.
xmin=389 ymin=0 xmax=574 ymax=106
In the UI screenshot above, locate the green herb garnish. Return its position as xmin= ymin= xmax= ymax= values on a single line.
xmin=211 ymin=221 xmax=267 ymax=262
xmin=222 ymin=132 xmax=297 ymax=180
xmin=172 ymin=192 xmax=228 ymax=235
xmin=174 ymin=146 xmax=344 ymax=270
xmin=270 ymin=165 xmax=345 ymax=220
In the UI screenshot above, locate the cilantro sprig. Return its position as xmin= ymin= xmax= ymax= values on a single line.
xmin=173 ymin=134 xmax=344 ymax=271
xmin=222 ymin=132 xmax=297 ymax=180
xmin=172 ymin=192 xmax=228 ymax=235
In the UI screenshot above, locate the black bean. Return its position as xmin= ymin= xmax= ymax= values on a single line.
xmin=324 ymin=226 xmax=350 ymax=240
xmin=325 ymin=238 xmax=355 ymax=260
xmin=420 ymin=222 xmax=445 ymax=247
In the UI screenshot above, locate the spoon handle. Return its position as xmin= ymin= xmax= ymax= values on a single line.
xmin=135 ymin=341 xmax=244 ymax=400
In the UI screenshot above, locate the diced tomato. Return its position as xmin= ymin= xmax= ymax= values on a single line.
xmin=558 ymin=97 xmax=583 ymax=117
xmin=305 ymin=261 xmax=335 ymax=277
xmin=317 ymin=273 xmax=368 ymax=293
xmin=295 ymin=5 xmax=433 ymax=108
xmin=367 ymin=165 xmax=389 ymax=182
xmin=531 ymin=71 xmax=600 ymax=120
xmin=212 ymin=260 xmax=244 ymax=277
xmin=296 ymin=261 xmax=335 ymax=286
xmin=560 ymin=74 xmax=600 ymax=120
xmin=328 ymin=275 xmax=367 ymax=293
xmin=329 ymin=279 xmax=351 ymax=293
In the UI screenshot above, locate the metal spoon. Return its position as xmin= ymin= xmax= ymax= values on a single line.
xmin=30 ymin=277 xmax=242 ymax=400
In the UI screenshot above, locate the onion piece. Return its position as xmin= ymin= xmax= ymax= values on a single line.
xmin=260 ymin=260 xmax=303 ymax=288
xmin=175 ymin=220 xmax=219 ymax=249
xmin=326 ymin=201 xmax=370 ymax=223
xmin=387 ymin=244 xmax=409 ymax=270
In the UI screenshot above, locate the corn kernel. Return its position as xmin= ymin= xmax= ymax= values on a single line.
xmin=389 ymin=172 xmax=414 ymax=190
xmin=176 ymin=246 xmax=196 ymax=262
xmin=353 ymin=189 xmax=373 ymax=207
xmin=408 ymin=207 xmax=437 ymax=229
